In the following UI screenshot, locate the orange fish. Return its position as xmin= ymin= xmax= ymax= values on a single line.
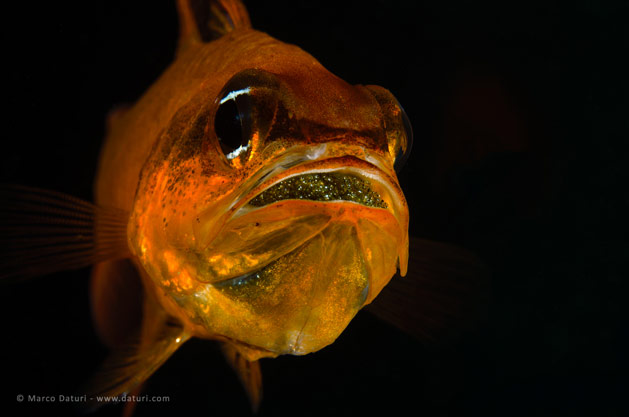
xmin=0 ymin=0 xmax=486 ymax=413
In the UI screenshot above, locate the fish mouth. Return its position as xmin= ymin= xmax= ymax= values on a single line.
xmin=248 ymin=171 xmax=387 ymax=208
xmin=194 ymin=156 xmax=409 ymax=356
xmin=234 ymin=156 xmax=403 ymax=218
xmin=192 ymin=155 xmax=407 ymax=287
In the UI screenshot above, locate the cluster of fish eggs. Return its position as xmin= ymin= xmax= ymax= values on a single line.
xmin=249 ymin=172 xmax=387 ymax=208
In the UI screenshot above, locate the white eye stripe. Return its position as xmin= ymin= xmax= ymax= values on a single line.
xmin=219 ymin=87 xmax=251 ymax=105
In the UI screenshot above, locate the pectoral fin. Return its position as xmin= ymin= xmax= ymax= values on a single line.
xmin=366 ymin=236 xmax=490 ymax=342
xmin=82 ymin=289 xmax=188 ymax=415
xmin=82 ymin=319 xmax=189 ymax=411
xmin=221 ymin=342 xmax=263 ymax=413
xmin=0 ymin=185 xmax=130 ymax=281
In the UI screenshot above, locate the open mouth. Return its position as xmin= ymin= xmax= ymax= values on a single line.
xmin=248 ymin=172 xmax=388 ymax=208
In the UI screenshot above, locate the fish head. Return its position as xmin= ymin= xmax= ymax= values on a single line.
xmin=128 ymin=32 xmax=411 ymax=360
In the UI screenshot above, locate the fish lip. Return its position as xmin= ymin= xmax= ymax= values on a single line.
xmin=231 ymin=155 xmax=403 ymax=219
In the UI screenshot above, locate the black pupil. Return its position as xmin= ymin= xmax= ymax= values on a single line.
xmin=215 ymin=98 xmax=243 ymax=154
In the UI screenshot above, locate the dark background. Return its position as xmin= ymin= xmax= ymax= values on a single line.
xmin=1 ymin=1 xmax=627 ymax=416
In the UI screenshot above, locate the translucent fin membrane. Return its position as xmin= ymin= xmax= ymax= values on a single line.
xmin=221 ymin=342 xmax=262 ymax=412
xmin=0 ymin=185 xmax=130 ymax=281
xmin=249 ymin=172 xmax=387 ymax=208
xmin=366 ymin=237 xmax=490 ymax=343
xmin=81 ymin=320 xmax=189 ymax=412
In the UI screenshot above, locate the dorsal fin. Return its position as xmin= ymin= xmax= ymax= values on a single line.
xmin=176 ymin=0 xmax=251 ymax=53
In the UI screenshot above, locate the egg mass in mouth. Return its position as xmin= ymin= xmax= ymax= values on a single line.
xmin=248 ymin=172 xmax=388 ymax=208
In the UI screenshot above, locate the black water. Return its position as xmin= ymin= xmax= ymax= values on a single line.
xmin=1 ymin=1 xmax=627 ymax=416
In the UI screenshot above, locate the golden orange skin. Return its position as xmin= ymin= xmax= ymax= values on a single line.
xmin=95 ymin=29 xmax=409 ymax=360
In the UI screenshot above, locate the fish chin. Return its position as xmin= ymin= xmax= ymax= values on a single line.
xmin=183 ymin=197 xmax=406 ymax=357
xmin=193 ymin=221 xmax=370 ymax=356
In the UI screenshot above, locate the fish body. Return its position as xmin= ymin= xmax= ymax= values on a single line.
xmin=91 ymin=0 xmax=409 ymax=385
xmin=0 ymin=2 xmax=495 ymax=413
xmin=2 ymin=2 xmax=492 ymax=413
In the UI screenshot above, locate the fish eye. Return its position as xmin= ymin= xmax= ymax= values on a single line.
xmin=214 ymin=70 xmax=281 ymax=165
xmin=364 ymin=85 xmax=413 ymax=172
xmin=215 ymin=88 xmax=252 ymax=160
xmin=394 ymin=102 xmax=413 ymax=172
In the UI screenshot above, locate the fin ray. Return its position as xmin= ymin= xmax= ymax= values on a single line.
xmin=177 ymin=0 xmax=251 ymax=53
xmin=82 ymin=320 xmax=189 ymax=411
xmin=0 ymin=185 xmax=130 ymax=281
